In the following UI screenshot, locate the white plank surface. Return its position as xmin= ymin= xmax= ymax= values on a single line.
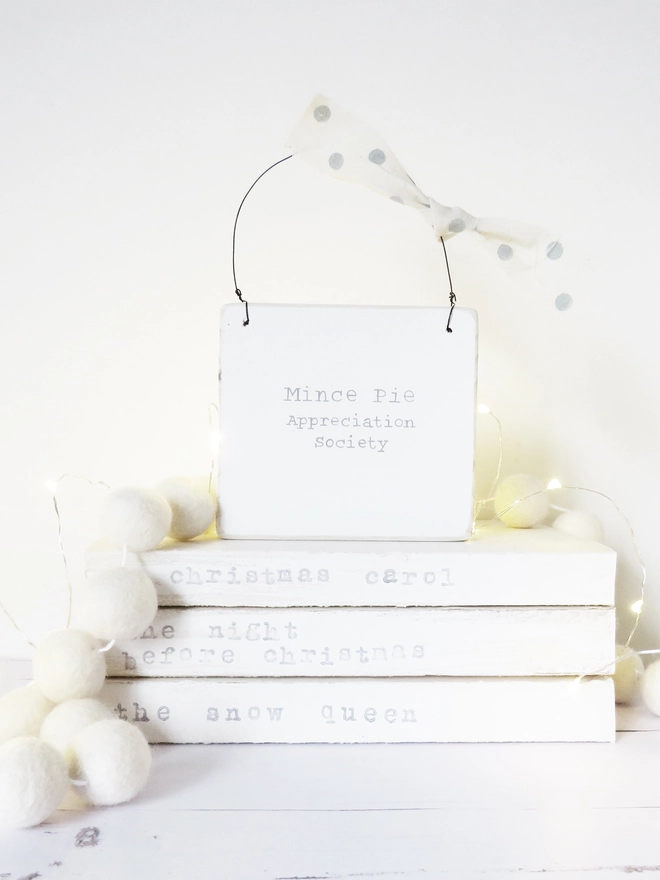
xmin=99 ymin=676 xmax=615 ymax=743
xmin=2 ymin=661 xmax=660 ymax=879
xmin=3 ymin=736 xmax=660 ymax=879
xmin=6 ymin=800 xmax=660 ymax=880
xmin=86 ymin=522 xmax=617 ymax=607
xmin=106 ymin=605 xmax=615 ymax=677
xmin=218 ymin=304 xmax=477 ymax=540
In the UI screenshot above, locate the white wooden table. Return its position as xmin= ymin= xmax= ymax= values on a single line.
xmin=3 ymin=660 xmax=660 ymax=879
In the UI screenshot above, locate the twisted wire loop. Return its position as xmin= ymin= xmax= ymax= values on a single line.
xmin=231 ymin=155 xmax=293 ymax=327
xmin=234 ymin=289 xmax=250 ymax=327
xmin=446 ymin=290 xmax=457 ymax=333
xmin=440 ymin=236 xmax=457 ymax=332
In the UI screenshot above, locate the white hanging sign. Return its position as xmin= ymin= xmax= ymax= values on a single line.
xmin=218 ymin=304 xmax=477 ymax=540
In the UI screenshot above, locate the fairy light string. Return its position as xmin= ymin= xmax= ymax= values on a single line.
xmin=474 ymin=405 xmax=503 ymax=522
xmin=573 ymin=648 xmax=655 ymax=686
xmin=0 ymin=473 xmax=111 ymax=649
xmin=482 ymin=482 xmax=646 ymax=650
xmin=1 ymin=475 xmax=109 ymax=648
xmin=46 ymin=474 xmax=112 ymax=628
xmin=474 ymin=403 xmax=651 ymax=693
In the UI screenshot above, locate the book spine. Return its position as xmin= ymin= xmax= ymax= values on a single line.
xmin=100 ymin=677 xmax=615 ymax=743
xmin=86 ymin=544 xmax=616 ymax=608
xmin=106 ymin=606 xmax=616 ymax=678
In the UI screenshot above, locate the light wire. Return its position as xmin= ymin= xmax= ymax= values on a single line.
xmin=49 ymin=474 xmax=111 ymax=628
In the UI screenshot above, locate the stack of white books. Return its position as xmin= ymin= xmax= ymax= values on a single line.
xmin=90 ymin=522 xmax=616 ymax=743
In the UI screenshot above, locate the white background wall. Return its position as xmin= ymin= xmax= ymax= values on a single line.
xmin=1 ymin=0 xmax=659 ymax=657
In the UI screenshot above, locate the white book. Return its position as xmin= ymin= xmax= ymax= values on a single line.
xmin=99 ymin=677 xmax=615 ymax=743
xmin=86 ymin=523 xmax=616 ymax=608
xmin=106 ymin=605 xmax=615 ymax=678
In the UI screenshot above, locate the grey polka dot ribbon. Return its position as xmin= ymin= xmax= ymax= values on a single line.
xmin=287 ymin=95 xmax=566 ymax=290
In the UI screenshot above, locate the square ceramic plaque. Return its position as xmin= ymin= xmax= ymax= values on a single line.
xmin=218 ymin=304 xmax=477 ymax=540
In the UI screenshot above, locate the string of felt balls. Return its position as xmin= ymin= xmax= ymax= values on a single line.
xmin=0 ymin=476 xmax=217 ymax=830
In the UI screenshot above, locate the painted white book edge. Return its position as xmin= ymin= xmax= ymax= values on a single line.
xmin=100 ymin=676 xmax=615 ymax=743
xmin=3 ymin=659 xmax=634 ymax=735
xmin=86 ymin=523 xmax=617 ymax=607
xmin=106 ymin=605 xmax=616 ymax=678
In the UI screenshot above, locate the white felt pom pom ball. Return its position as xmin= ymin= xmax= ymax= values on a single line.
xmin=68 ymin=719 xmax=152 ymax=806
xmin=79 ymin=568 xmax=157 ymax=640
xmin=553 ymin=510 xmax=605 ymax=544
xmin=0 ymin=685 xmax=54 ymax=746
xmin=155 ymin=476 xmax=216 ymax=541
xmin=41 ymin=698 xmax=114 ymax=760
xmin=0 ymin=737 xmax=69 ymax=828
xmin=99 ymin=487 xmax=172 ymax=552
xmin=494 ymin=474 xmax=550 ymax=528
xmin=614 ymin=645 xmax=644 ymax=705
xmin=641 ymin=660 xmax=660 ymax=716
xmin=33 ymin=629 xmax=106 ymax=704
